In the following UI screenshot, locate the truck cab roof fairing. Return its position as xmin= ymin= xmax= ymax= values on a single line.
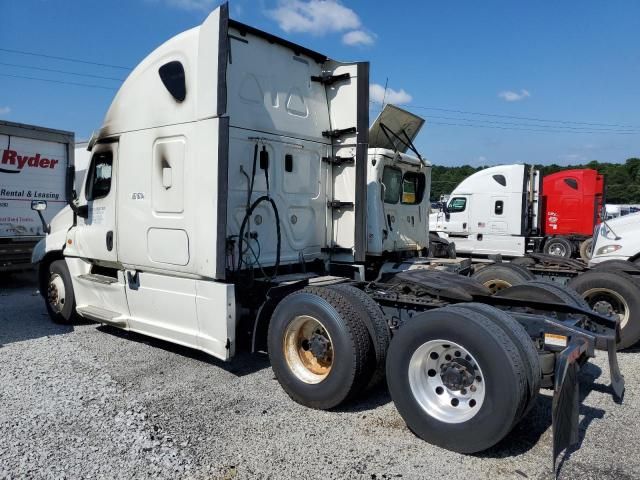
xmin=96 ymin=4 xmax=340 ymax=141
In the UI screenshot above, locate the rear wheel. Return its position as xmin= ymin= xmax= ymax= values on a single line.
xmin=579 ymin=238 xmax=594 ymax=262
xmin=496 ymin=279 xmax=590 ymax=310
xmin=386 ymin=305 xmax=528 ymax=453
xmin=454 ymin=303 xmax=541 ymax=421
xmin=568 ymin=271 xmax=640 ymax=350
xmin=471 ymin=263 xmax=535 ymax=294
xmin=267 ymin=286 xmax=375 ymax=409
xmin=45 ymin=260 xmax=78 ymax=325
xmin=544 ymin=237 xmax=573 ymax=258
xmin=591 ymin=260 xmax=640 ymax=274
xmin=327 ymin=284 xmax=390 ymax=388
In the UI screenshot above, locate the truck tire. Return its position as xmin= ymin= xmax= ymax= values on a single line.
xmin=327 ymin=284 xmax=390 ymax=388
xmin=453 ymin=303 xmax=541 ymax=422
xmin=45 ymin=260 xmax=78 ymax=325
xmin=267 ymin=286 xmax=375 ymax=409
xmin=386 ymin=305 xmax=528 ymax=453
xmin=544 ymin=237 xmax=573 ymax=258
xmin=568 ymin=271 xmax=640 ymax=350
xmin=579 ymin=238 xmax=594 ymax=262
xmin=496 ymin=279 xmax=590 ymax=310
xmin=511 ymin=256 xmax=536 ymax=268
xmin=471 ymin=263 xmax=535 ymax=293
xmin=591 ymin=260 xmax=640 ymax=274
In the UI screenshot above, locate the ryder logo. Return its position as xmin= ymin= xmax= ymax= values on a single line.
xmin=1 ymin=149 xmax=59 ymax=174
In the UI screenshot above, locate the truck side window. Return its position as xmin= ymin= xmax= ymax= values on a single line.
xmin=401 ymin=172 xmax=426 ymax=205
xmin=86 ymin=152 xmax=113 ymax=201
xmin=382 ymin=166 xmax=402 ymax=204
xmin=494 ymin=200 xmax=504 ymax=215
xmin=563 ymin=178 xmax=578 ymax=190
xmin=492 ymin=174 xmax=507 ymax=187
xmin=448 ymin=197 xmax=466 ymax=213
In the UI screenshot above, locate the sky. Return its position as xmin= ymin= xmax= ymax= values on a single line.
xmin=1 ymin=0 xmax=638 ymax=166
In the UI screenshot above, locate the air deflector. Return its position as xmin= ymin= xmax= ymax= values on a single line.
xmin=159 ymin=61 xmax=187 ymax=102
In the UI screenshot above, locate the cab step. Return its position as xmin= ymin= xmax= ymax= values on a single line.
xmin=76 ymin=305 xmax=128 ymax=327
xmin=77 ymin=273 xmax=119 ymax=285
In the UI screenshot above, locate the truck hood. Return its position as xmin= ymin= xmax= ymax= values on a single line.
xmin=600 ymin=212 xmax=640 ymax=237
xmin=49 ymin=205 xmax=74 ymax=235
xmin=369 ymin=104 xmax=425 ymax=154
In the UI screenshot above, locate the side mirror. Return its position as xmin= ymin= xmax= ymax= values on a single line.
xmin=31 ymin=200 xmax=50 ymax=234
xmin=445 ymin=212 xmax=451 ymax=221
xmin=31 ymin=200 xmax=47 ymax=212
xmin=77 ymin=204 xmax=89 ymax=219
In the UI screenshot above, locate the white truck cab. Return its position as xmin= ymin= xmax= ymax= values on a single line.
xmin=430 ymin=164 xmax=539 ymax=257
xmin=589 ymin=212 xmax=640 ymax=266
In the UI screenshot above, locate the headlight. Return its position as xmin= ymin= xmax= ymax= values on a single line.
xmin=596 ymin=244 xmax=622 ymax=255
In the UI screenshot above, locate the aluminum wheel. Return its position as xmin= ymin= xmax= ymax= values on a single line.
xmin=408 ymin=339 xmax=486 ymax=423
xmin=483 ymin=279 xmax=512 ymax=294
xmin=583 ymin=288 xmax=631 ymax=329
xmin=47 ymin=273 xmax=66 ymax=314
xmin=283 ymin=315 xmax=334 ymax=384
xmin=548 ymin=243 xmax=567 ymax=256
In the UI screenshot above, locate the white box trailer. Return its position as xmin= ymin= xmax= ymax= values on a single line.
xmin=0 ymin=121 xmax=73 ymax=271
xmin=31 ymin=4 xmax=624 ymax=470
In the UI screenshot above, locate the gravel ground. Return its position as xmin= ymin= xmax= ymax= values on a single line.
xmin=1 ymin=272 xmax=638 ymax=480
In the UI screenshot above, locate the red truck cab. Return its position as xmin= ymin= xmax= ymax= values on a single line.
xmin=542 ymin=169 xmax=605 ymax=237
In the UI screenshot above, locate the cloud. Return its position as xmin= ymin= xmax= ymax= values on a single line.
xmin=370 ymin=83 xmax=412 ymax=105
xmin=342 ymin=30 xmax=376 ymax=46
xmin=498 ymin=89 xmax=531 ymax=102
xmin=0 ymin=106 xmax=10 ymax=116
xmin=160 ymin=0 xmax=219 ymax=12
xmin=267 ymin=1 xmax=368 ymax=38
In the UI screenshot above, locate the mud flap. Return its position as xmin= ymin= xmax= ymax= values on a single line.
xmin=607 ymin=337 xmax=625 ymax=400
xmin=552 ymin=339 xmax=584 ymax=476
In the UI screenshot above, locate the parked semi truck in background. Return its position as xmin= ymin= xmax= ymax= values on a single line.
xmin=590 ymin=211 xmax=640 ymax=266
xmin=0 ymin=121 xmax=73 ymax=271
xmin=30 ymin=5 xmax=624 ymax=470
xmin=430 ymin=164 xmax=604 ymax=260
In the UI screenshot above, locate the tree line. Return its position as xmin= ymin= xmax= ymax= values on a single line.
xmin=430 ymin=158 xmax=640 ymax=204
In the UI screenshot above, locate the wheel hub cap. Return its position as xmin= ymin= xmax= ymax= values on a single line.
xmin=47 ymin=273 xmax=66 ymax=314
xmin=583 ymin=288 xmax=630 ymax=330
xmin=409 ymin=340 xmax=486 ymax=424
xmin=283 ymin=315 xmax=334 ymax=384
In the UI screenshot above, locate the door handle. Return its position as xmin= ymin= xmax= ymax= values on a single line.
xmin=106 ymin=231 xmax=113 ymax=251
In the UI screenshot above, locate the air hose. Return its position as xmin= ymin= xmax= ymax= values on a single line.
xmin=237 ymin=195 xmax=281 ymax=278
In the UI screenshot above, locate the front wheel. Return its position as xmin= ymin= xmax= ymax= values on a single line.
xmin=386 ymin=305 xmax=529 ymax=453
xmin=44 ymin=259 xmax=78 ymax=324
xmin=579 ymin=238 xmax=594 ymax=262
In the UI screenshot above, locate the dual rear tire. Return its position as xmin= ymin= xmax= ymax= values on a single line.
xmin=269 ymin=286 xmax=540 ymax=453
xmin=267 ymin=286 xmax=382 ymax=410
xmin=386 ymin=304 xmax=540 ymax=453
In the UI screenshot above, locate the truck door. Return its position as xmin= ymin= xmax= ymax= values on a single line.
xmin=65 ymin=142 xmax=130 ymax=323
xmin=321 ymin=61 xmax=369 ymax=263
xmin=72 ymin=144 xmax=119 ymax=264
xmin=443 ymin=195 xmax=470 ymax=237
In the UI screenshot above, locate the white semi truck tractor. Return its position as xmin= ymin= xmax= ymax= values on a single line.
xmin=31 ymin=4 xmax=623 ymax=470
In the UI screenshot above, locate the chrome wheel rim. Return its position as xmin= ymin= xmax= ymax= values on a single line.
xmin=409 ymin=339 xmax=486 ymax=424
xmin=483 ymin=279 xmax=512 ymax=294
xmin=548 ymin=243 xmax=567 ymax=256
xmin=283 ymin=315 xmax=333 ymax=384
xmin=583 ymin=288 xmax=630 ymax=329
xmin=47 ymin=273 xmax=66 ymax=313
